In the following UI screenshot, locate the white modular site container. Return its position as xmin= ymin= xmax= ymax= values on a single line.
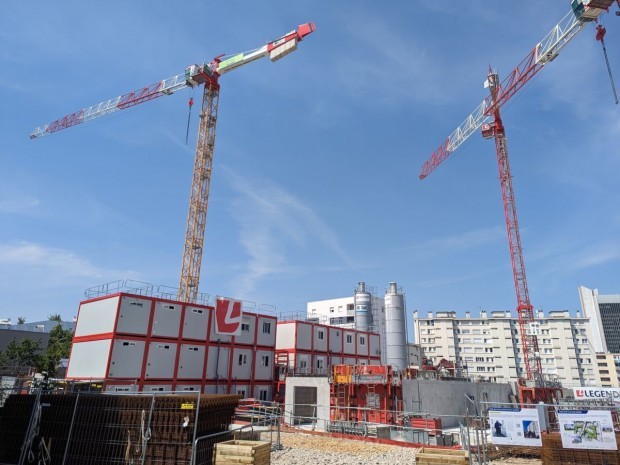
xmin=177 ymin=344 xmax=206 ymax=379
xmin=275 ymin=320 xmax=381 ymax=375
xmin=151 ymin=301 xmax=182 ymax=338
xmin=67 ymin=292 xmax=277 ymax=397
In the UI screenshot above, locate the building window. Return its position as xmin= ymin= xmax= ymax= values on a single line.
xmin=476 ymin=357 xmax=484 ymax=362
xmin=262 ymin=322 xmax=271 ymax=334
xmin=238 ymin=354 xmax=248 ymax=366
xmin=259 ymin=389 xmax=268 ymax=401
xmin=260 ymin=355 xmax=270 ymax=367
xmin=317 ymin=359 xmax=324 ymax=370
xmin=236 ymin=389 xmax=246 ymax=398
xmin=241 ymin=323 xmax=250 ymax=332
xmin=347 ymin=304 xmax=354 ymax=311
xmin=346 ymin=334 xmax=353 ymax=344
xmin=318 ymin=330 xmax=325 ymax=340
xmin=360 ymin=336 xmax=366 ymax=346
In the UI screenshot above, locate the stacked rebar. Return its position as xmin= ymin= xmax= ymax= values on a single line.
xmin=0 ymin=393 xmax=240 ymax=465
xmin=542 ymin=433 xmax=620 ymax=465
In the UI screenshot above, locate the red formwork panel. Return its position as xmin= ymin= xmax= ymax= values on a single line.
xmin=330 ymin=364 xmax=403 ymax=426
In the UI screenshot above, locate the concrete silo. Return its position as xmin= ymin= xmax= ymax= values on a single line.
xmin=354 ymin=282 xmax=372 ymax=332
xmin=384 ymin=282 xmax=408 ymax=371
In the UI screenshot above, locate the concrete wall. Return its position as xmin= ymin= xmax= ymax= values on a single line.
xmin=402 ymin=379 xmax=513 ymax=428
xmin=284 ymin=376 xmax=330 ymax=431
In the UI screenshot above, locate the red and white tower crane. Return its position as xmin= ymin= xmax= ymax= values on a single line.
xmin=419 ymin=1 xmax=616 ymax=403
xmin=30 ymin=23 xmax=316 ymax=304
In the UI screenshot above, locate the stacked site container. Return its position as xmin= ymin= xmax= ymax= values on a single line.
xmin=66 ymin=293 xmax=277 ymax=400
xmin=275 ymin=320 xmax=381 ymax=374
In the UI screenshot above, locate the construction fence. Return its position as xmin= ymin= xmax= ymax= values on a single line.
xmin=281 ymin=399 xmax=620 ymax=464
xmin=0 ymin=388 xmax=282 ymax=465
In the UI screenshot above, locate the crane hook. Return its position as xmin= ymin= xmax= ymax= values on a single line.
xmin=185 ymin=97 xmax=194 ymax=144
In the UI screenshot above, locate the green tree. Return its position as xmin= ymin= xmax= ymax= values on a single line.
xmin=39 ymin=324 xmax=73 ymax=376
xmin=48 ymin=313 xmax=62 ymax=322
xmin=5 ymin=338 xmax=43 ymax=376
xmin=17 ymin=317 xmax=26 ymax=325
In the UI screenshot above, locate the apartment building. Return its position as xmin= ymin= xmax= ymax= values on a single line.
xmin=595 ymin=352 xmax=620 ymax=387
xmin=413 ymin=309 xmax=597 ymax=387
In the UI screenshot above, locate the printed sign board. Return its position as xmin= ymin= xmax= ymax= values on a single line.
xmin=558 ymin=409 xmax=617 ymax=450
xmin=215 ymin=296 xmax=243 ymax=336
xmin=488 ymin=408 xmax=542 ymax=447
xmin=572 ymin=387 xmax=620 ymax=404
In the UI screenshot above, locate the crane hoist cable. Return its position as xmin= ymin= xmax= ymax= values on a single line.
xmin=595 ymin=24 xmax=619 ymax=104
xmin=186 ymin=91 xmax=195 ymax=144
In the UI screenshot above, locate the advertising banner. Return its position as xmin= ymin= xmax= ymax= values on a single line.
xmin=488 ymin=408 xmax=542 ymax=447
xmin=572 ymin=387 xmax=620 ymax=404
xmin=558 ymin=409 xmax=617 ymax=450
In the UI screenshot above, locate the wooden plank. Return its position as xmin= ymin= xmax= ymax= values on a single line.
xmin=416 ymin=455 xmax=468 ymax=465
xmin=215 ymin=458 xmax=271 ymax=465
xmin=420 ymin=448 xmax=468 ymax=456
xmin=416 ymin=457 xmax=469 ymax=465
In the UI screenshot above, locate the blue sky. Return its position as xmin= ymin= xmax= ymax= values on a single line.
xmin=1 ymin=1 xmax=618 ymax=323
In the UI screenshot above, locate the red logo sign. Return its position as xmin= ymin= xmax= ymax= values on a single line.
xmin=215 ymin=297 xmax=243 ymax=336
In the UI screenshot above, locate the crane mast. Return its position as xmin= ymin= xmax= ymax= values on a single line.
xmin=30 ymin=23 xmax=316 ymax=304
xmin=180 ymin=79 xmax=220 ymax=303
xmin=483 ymin=72 xmax=544 ymax=395
xmin=419 ymin=1 xmax=616 ymax=403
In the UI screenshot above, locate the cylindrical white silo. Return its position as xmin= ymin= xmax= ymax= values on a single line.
xmin=385 ymin=282 xmax=408 ymax=371
xmin=354 ymin=282 xmax=372 ymax=332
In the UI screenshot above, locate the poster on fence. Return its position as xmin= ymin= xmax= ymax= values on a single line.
xmin=558 ymin=409 xmax=617 ymax=450
xmin=488 ymin=408 xmax=542 ymax=447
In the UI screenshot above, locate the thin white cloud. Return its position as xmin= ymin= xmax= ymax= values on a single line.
xmin=413 ymin=268 xmax=501 ymax=289
xmin=569 ymin=241 xmax=620 ymax=271
xmin=0 ymin=197 xmax=40 ymax=213
xmin=0 ymin=242 xmax=104 ymax=279
xmin=0 ymin=242 xmax=143 ymax=290
xmin=536 ymin=240 xmax=620 ymax=278
xmin=401 ymin=226 xmax=505 ymax=255
xmin=223 ymin=167 xmax=355 ymax=296
xmin=330 ymin=13 xmax=447 ymax=106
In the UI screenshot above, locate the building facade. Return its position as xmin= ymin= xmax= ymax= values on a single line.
xmin=407 ymin=343 xmax=423 ymax=368
xmin=595 ymin=352 xmax=620 ymax=387
xmin=579 ymin=286 xmax=620 ymax=353
xmin=413 ymin=309 xmax=598 ymax=387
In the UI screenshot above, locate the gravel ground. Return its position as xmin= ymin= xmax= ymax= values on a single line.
xmin=259 ymin=431 xmax=542 ymax=465
xmin=262 ymin=431 xmax=420 ymax=465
